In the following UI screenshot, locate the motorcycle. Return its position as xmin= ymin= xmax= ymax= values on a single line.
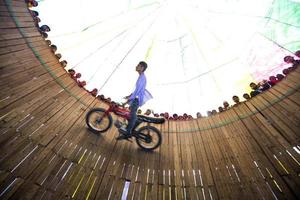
xmin=85 ymin=101 xmax=165 ymax=151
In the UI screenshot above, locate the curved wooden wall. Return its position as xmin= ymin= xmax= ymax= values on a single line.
xmin=0 ymin=1 xmax=299 ymax=199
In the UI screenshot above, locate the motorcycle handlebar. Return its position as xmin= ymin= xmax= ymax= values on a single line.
xmin=111 ymin=101 xmax=126 ymax=108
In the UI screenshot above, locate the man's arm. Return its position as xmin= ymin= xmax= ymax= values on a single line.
xmin=122 ymin=93 xmax=132 ymax=105
xmin=124 ymin=93 xmax=132 ymax=99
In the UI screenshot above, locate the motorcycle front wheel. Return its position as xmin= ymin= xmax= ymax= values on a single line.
xmin=135 ymin=125 xmax=162 ymax=151
xmin=85 ymin=108 xmax=112 ymax=134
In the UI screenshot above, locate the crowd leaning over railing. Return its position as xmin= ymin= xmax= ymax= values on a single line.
xmin=203 ymin=53 xmax=300 ymax=118
xmin=84 ymin=53 xmax=299 ymax=120
xmin=26 ymin=0 xmax=68 ymax=74
xmin=88 ymin=53 xmax=300 ymax=120
xmin=28 ymin=0 xmax=300 ymax=121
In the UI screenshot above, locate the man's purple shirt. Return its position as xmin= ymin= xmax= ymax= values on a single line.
xmin=129 ymin=73 xmax=153 ymax=106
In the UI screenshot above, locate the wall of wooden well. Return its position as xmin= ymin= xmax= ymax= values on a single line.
xmin=0 ymin=1 xmax=300 ymax=199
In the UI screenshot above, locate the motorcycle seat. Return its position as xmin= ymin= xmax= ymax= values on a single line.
xmin=137 ymin=115 xmax=165 ymax=124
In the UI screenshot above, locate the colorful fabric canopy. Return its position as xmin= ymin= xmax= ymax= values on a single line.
xmin=36 ymin=0 xmax=300 ymax=116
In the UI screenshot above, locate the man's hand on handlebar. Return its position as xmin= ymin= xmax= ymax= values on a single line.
xmin=122 ymin=96 xmax=130 ymax=105
xmin=121 ymin=102 xmax=127 ymax=107
xmin=124 ymin=93 xmax=132 ymax=99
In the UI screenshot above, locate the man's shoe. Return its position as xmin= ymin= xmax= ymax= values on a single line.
xmin=116 ymin=127 xmax=132 ymax=140
xmin=116 ymin=133 xmax=131 ymax=140
xmin=119 ymin=126 xmax=128 ymax=134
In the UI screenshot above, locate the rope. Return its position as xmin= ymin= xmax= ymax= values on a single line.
xmin=72 ymin=4 xmax=161 ymax=70
xmin=98 ymin=6 xmax=162 ymax=91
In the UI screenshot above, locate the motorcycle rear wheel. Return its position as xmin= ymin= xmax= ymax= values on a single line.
xmin=135 ymin=125 xmax=162 ymax=151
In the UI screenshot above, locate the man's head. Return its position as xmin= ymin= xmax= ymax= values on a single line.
xmin=243 ymin=93 xmax=250 ymax=100
xmin=196 ymin=112 xmax=202 ymax=118
xmin=206 ymin=111 xmax=212 ymax=116
xmin=42 ymin=32 xmax=48 ymax=38
xmin=60 ymin=60 xmax=68 ymax=67
xmin=282 ymin=68 xmax=289 ymax=75
xmin=55 ymin=53 xmax=62 ymax=59
xmin=232 ymin=95 xmax=240 ymax=104
xmin=34 ymin=16 xmax=41 ymax=25
xmin=30 ymin=10 xmax=39 ymax=17
xmin=164 ymin=112 xmax=169 ymax=118
xmin=32 ymin=0 xmax=38 ymax=7
xmin=218 ymin=106 xmax=224 ymax=112
xmin=45 ymin=40 xmax=51 ymax=45
xmin=50 ymin=45 xmax=57 ymax=52
xmin=40 ymin=25 xmax=51 ymax=32
xmin=136 ymin=61 xmax=147 ymax=73
xmin=276 ymin=74 xmax=284 ymax=80
xmin=250 ymin=82 xmax=258 ymax=90
xmin=144 ymin=109 xmax=152 ymax=115
xmin=283 ymin=55 xmax=294 ymax=63
xmin=223 ymin=101 xmax=229 ymax=108
xmin=99 ymin=94 xmax=105 ymax=100
xmin=269 ymin=76 xmax=277 ymax=81
xmin=173 ymin=113 xmax=178 ymax=120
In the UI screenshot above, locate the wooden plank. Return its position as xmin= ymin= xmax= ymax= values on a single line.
xmin=265 ymin=88 xmax=300 ymax=124
xmin=193 ymin=118 xmax=218 ymax=199
xmin=222 ymin=108 xmax=273 ymax=199
xmin=9 ymin=180 xmax=40 ymax=200
xmin=234 ymin=102 xmax=299 ymax=199
xmin=0 ymin=74 xmax=73 ymax=128
xmin=230 ymin=105 xmax=284 ymax=199
xmin=197 ymin=117 xmax=227 ymax=199
xmin=251 ymin=94 xmax=299 ymax=144
xmin=207 ymin=115 xmax=238 ymax=199
xmin=0 ymin=84 xmax=78 ymax=148
xmin=0 ymin=177 xmax=24 ymax=200
xmin=0 ymin=0 xmax=27 ymax=8
xmin=0 ymin=36 xmax=42 ymax=48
